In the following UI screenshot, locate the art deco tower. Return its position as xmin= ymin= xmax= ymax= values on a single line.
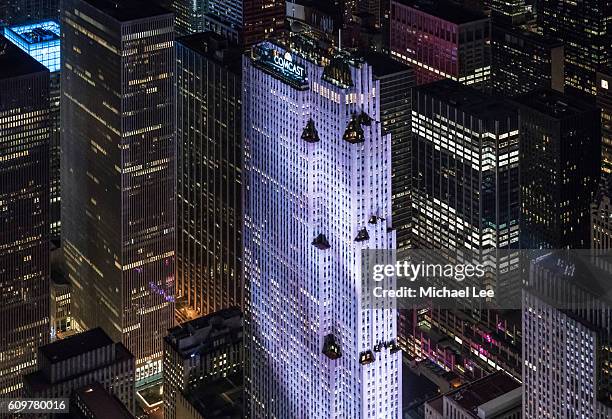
xmin=61 ymin=0 xmax=176 ymax=380
xmin=243 ymin=36 xmax=402 ymax=418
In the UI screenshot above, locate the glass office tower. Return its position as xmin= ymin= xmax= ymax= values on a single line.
xmin=0 ymin=38 xmax=50 ymax=396
xmin=61 ymin=0 xmax=176 ymax=381
xmin=5 ymin=20 xmax=61 ymax=240
xmin=176 ymin=33 xmax=243 ymax=319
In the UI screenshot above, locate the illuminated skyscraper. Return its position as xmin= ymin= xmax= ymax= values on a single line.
xmin=0 ymin=37 xmax=50 ymax=396
xmin=407 ymin=80 xmax=522 ymax=380
xmin=411 ymin=80 xmax=520 ymax=251
xmin=61 ymin=0 xmax=176 ymax=381
xmin=176 ymin=33 xmax=242 ymax=318
xmin=390 ymin=0 xmax=491 ymax=89
xmin=243 ymin=37 xmax=401 ymax=418
xmin=4 ymin=20 xmax=61 ymax=241
xmin=539 ymin=0 xmax=609 ymax=96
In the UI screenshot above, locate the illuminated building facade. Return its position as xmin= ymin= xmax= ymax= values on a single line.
xmin=597 ymin=69 xmax=612 ymax=174
xmin=4 ymin=20 xmax=61 ymax=241
xmin=176 ymin=33 xmax=242 ymax=319
xmin=61 ymin=0 xmax=176 ymax=381
xmin=539 ymin=0 xmax=610 ymax=96
xmin=407 ymin=81 xmax=521 ymax=380
xmin=243 ymin=37 xmax=401 ymax=418
xmin=411 ymin=80 xmax=520 ymax=251
xmin=0 ymin=37 xmax=50 ymax=397
xmin=514 ymin=89 xmax=600 ymax=249
xmin=491 ymin=25 xmax=564 ymax=97
xmin=390 ymin=0 xmax=491 ymax=89
xmin=163 ymin=308 xmax=243 ymax=419
xmin=524 ymin=254 xmax=612 ymax=418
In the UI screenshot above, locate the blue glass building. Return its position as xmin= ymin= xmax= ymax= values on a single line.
xmin=4 ymin=21 xmax=60 ymax=72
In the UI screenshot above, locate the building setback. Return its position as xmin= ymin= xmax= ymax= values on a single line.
xmin=491 ymin=24 xmax=564 ymax=97
xmin=176 ymin=33 xmax=243 ymax=320
xmin=0 ymin=37 xmax=50 ymax=396
xmin=514 ymin=89 xmax=600 ymax=249
xmin=243 ymin=36 xmax=401 ymax=418
xmin=390 ymin=0 xmax=491 ymax=89
xmin=23 ymin=328 xmax=135 ymax=414
xmin=61 ymin=0 xmax=176 ymax=381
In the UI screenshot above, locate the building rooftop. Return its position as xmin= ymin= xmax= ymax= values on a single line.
xmin=177 ymin=32 xmax=242 ymax=74
xmin=165 ymin=307 xmax=243 ymax=358
xmin=362 ymin=52 xmax=412 ymax=77
xmin=395 ymin=0 xmax=488 ymax=25
xmin=39 ymin=327 xmax=113 ymax=363
xmin=73 ymin=382 xmax=134 ymax=419
xmin=513 ymin=88 xmax=597 ymax=119
xmin=81 ymin=0 xmax=171 ymax=22
xmin=183 ymin=372 xmax=243 ymax=419
xmin=24 ymin=335 xmax=133 ymax=393
xmin=449 ymin=372 xmax=520 ymax=415
xmin=424 ymin=372 xmax=520 ymax=418
xmin=0 ymin=35 xmax=48 ymax=79
xmin=530 ymin=251 xmax=612 ymax=307
xmin=3 ymin=21 xmax=61 ymax=72
xmin=6 ymin=21 xmax=60 ymax=44
xmin=493 ymin=24 xmax=564 ymax=48
xmin=416 ymin=79 xmax=517 ymax=122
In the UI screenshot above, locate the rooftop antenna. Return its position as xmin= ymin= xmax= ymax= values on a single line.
xmin=338 ymin=29 xmax=341 ymax=51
